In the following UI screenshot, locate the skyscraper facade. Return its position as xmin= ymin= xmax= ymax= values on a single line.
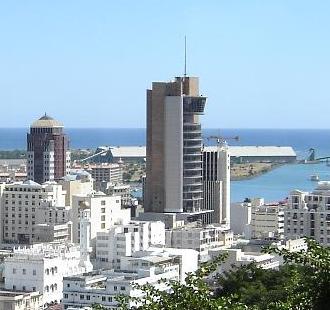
xmin=145 ymin=76 xmax=206 ymax=214
xmin=202 ymin=145 xmax=231 ymax=225
xmin=27 ymin=114 xmax=70 ymax=183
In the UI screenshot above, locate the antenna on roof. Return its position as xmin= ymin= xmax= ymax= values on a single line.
xmin=184 ymin=35 xmax=187 ymax=78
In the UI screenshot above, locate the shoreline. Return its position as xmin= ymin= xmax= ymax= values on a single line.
xmin=230 ymin=163 xmax=284 ymax=181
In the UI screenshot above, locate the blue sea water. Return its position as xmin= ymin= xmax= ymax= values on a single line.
xmin=1 ymin=128 xmax=330 ymax=203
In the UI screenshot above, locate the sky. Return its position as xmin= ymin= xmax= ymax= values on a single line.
xmin=0 ymin=0 xmax=329 ymax=129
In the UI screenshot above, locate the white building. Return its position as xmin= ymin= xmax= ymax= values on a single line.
xmin=209 ymin=248 xmax=280 ymax=274
xmin=0 ymin=290 xmax=42 ymax=310
xmin=165 ymin=224 xmax=233 ymax=262
xmin=0 ymin=181 xmax=69 ymax=245
xmin=285 ymin=182 xmax=330 ymax=246
xmin=231 ymin=198 xmax=284 ymax=240
xmin=63 ymin=249 xmax=196 ymax=309
xmin=95 ymin=220 xmax=165 ymax=269
xmin=3 ymin=242 xmax=92 ymax=308
xmin=71 ymin=192 xmax=130 ymax=251
xmin=230 ymin=200 xmax=253 ymax=237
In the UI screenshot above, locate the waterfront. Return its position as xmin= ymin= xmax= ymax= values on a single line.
xmin=2 ymin=127 xmax=330 ymax=204
xmin=1 ymin=128 xmax=330 ymax=159
xmin=231 ymin=161 xmax=330 ymax=203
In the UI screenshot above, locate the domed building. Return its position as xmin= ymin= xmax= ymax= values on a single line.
xmin=27 ymin=114 xmax=70 ymax=183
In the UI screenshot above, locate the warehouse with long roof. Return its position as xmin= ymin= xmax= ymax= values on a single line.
xmin=88 ymin=145 xmax=296 ymax=164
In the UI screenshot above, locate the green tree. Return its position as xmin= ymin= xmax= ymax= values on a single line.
xmin=93 ymin=238 xmax=329 ymax=310
xmin=115 ymin=254 xmax=248 ymax=310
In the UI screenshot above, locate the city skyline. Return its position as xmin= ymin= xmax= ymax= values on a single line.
xmin=1 ymin=0 xmax=330 ymax=129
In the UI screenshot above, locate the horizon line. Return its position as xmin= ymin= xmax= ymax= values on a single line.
xmin=1 ymin=127 xmax=330 ymax=130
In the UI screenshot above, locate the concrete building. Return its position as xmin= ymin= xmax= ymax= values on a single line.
xmin=59 ymin=171 xmax=94 ymax=206
xmin=71 ymin=192 xmax=130 ymax=251
xmin=95 ymin=220 xmax=165 ymax=269
xmin=202 ymin=144 xmax=230 ymax=225
xmin=165 ymin=224 xmax=233 ymax=262
xmin=285 ymin=181 xmax=330 ymax=246
xmin=209 ymin=248 xmax=280 ymax=274
xmin=231 ymin=198 xmax=285 ymax=240
xmin=27 ymin=114 xmax=70 ymax=184
xmin=85 ymin=164 xmax=122 ymax=190
xmin=3 ymin=242 xmax=92 ymax=308
xmin=251 ymin=204 xmax=284 ymax=240
xmin=63 ymin=248 xmax=197 ymax=309
xmin=0 ymin=290 xmax=42 ymax=310
xmin=0 ymin=181 xmax=69 ymax=245
xmin=145 ymin=76 xmax=206 ymax=215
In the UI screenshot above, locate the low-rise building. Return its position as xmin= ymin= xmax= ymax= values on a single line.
xmin=209 ymin=248 xmax=280 ymax=274
xmin=63 ymin=249 xmax=195 ymax=309
xmin=95 ymin=221 xmax=165 ymax=269
xmin=3 ymin=242 xmax=92 ymax=308
xmin=285 ymin=182 xmax=330 ymax=246
xmin=165 ymin=224 xmax=233 ymax=262
xmin=0 ymin=290 xmax=42 ymax=310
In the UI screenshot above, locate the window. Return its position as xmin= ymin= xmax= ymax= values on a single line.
xmin=114 ymin=286 xmax=117 ymax=291
xmin=22 ymin=269 xmax=26 ymax=275
xmin=101 ymin=223 xmax=105 ymax=229
xmin=101 ymin=215 xmax=106 ymax=221
xmin=32 ymin=287 xmax=36 ymax=292
xmin=12 ymin=268 xmax=16 ymax=274
xmin=108 ymin=296 xmax=113 ymax=302
xmin=80 ymin=295 xmax=84 ymax=300
xmin=64 ymin=294 xmax=68 ymax=299
xmin=101 ymin=200 xmax=106 ymax=206
xmin=101 ymin=208 xmax=105 ymax=213
xmin=86 ymin=295 xmax=90 ymax=300
xmin=22 ymin=286 xmax=26 ymax=291
xmin=33 ymin=269 xmax=36 ymax=276
xmin=120 ymin=286 xmax=126 ymax=291
xmin=102 ymin=296 xmax=106 ymax=301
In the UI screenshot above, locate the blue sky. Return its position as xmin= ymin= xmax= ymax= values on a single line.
xmin=0 ymin=0 xmax=329 ymax=128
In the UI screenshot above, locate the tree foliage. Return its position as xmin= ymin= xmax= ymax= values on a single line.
xmin=92 ymin=238 xmax=329 ymax=310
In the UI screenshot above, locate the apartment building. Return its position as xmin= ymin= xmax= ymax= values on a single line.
xmin=4 ymin=242 xmax=92 ymax=308
xmin=95 ymin=220 xmax=165 ymax=269
xmin=165 ymin=224 xmax=233 ymax=262
xmin=71 ymin=192 xmax=130 ymax=251
xmin=63 ymin=250 xmax=192 ymax=309
xmin=285 ymin=181 xmax=330 ymax=246
xmin=0 ymin=181 xmax=68 ymax=245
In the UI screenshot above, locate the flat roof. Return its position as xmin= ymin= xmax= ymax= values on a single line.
xmin=205 ymin=146 xmax=296 ymax=157
xmin=109 ymin=146 xmax=146 ymax=158
xmin=104 ymin=146 xmax=296 ymax=159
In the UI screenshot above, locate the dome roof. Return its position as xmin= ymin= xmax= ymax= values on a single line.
xmin=31 ymin=114 xmax=64 ymax=128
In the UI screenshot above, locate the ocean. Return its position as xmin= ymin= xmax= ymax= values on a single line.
xmin=1 ymin=128 xmax=330 ymax=203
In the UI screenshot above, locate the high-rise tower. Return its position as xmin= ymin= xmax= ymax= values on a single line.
xmin=202 ymin=144 xmax=231 ymax=225
xmin=27 ymin=114 xmax=70 ymax=183
xmin=145 ymin=76 xmax=206 ymax=214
